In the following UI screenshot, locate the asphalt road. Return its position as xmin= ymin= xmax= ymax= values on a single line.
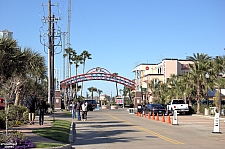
xmin=72 ymin=108 xmax=225 ymax=149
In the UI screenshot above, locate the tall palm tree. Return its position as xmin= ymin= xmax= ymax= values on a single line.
xmin=97 ymin=89 xmax=103 ymax=102
xmin=87 ymin=87 xmax=97 ymax=100
xmin=187 ymin=53 xmax=212 ymax=114
xmin=212 ymin=56 xmax=225 ymax=113
xmin=179 ymin=72 xmax=195 ymax=105
xmin=71 ymin=53 xmax=83 ymax=99
xmin=63 ymin=47 xmax=76 ymax=77
xmin=80 ymin=50 xmax=92 ymax=97
xmin=113 ymin=72 xmax=119 ymax=97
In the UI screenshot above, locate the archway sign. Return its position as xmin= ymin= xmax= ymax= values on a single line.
xmin=60 ymin=67 xmax=135 ymax=90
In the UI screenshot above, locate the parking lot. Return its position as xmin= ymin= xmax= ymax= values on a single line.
xmin=72 ymin=108 xmax=225 ymax=149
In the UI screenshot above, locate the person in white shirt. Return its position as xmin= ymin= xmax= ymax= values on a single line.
xmin=81 ymin=102 xmax=88 ymax=121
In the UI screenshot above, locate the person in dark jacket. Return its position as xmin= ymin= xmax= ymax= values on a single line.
xmin=71 ymin=101 xmax=77 ymax=119
xmin=76 ymin=100 xmax=81 ymax=121
xmin=38 ymin=98 xmax=46 ymax=125
xmin=26 ymin=92 xmax=37 ymax=125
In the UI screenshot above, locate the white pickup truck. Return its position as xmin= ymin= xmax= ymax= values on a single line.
xmin=166 ymin=99 xmax=189 ymax=115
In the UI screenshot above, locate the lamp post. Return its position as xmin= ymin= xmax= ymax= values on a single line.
xmin=205 ymin=72 xmax=210 ymax=107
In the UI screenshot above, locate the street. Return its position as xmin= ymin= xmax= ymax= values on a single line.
xmin=72 ymin=108 xmax=225 ymax=149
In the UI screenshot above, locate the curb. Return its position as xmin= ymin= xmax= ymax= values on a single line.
xmin=35 ymin=144 xmax=72 ymax=149
xmin=69 ymin=122 xmax=75 ymax=143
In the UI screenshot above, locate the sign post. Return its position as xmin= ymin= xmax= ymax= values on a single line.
xmin=172 ymin=110 xmax=179 ymax=125
xmin=212 ymin=113 xmax=221 ymax=133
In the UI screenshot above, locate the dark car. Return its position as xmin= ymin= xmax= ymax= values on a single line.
xmin=143 ymin=104 xmax=166 ymax=116
xmin=84 ymin=100 xmax=97 ymax=111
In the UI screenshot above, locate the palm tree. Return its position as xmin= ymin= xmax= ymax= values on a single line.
xmin=179 ymin=72 xmax=195 ymax=105
xmin=63 ymin=47 xmax=76 ymax=103
xmin=187 ymin=53 xmax=212 ymax=114
xmin=213 ymin=78 xmax=225 ymax=112
xmin=0 ymin=38 xmax=48 ymax=107
xmin=212 ymin=56 xmax=225 ymax=113
xmin=123 ymin=86 xmax=134 ymax=103
xmin=70 ymin=53 xmax=83 ymax=99
xmin=14 ymin=48 xmax=47 ymax=105
xmin=113 ymin=73 xmax=119 ymax=97
xmin=63 ymin=47 xmax=76 ymax=77
xmin=80 ymin=50 xmax=92 ymax=97
xmin=87 ymin=87 xmax=97 ymax=100
xmin=97 ymin=89 xmax=103 ymax=102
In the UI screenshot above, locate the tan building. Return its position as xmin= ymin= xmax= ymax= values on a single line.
xmin=132 ymin=58 xmax=194 ymax=105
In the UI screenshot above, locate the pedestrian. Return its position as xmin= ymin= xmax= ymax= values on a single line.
xmin=81 ymin=101 xmax=88 ymax=121
xmin=76 ymin=100 xmax=81 ymax=121
xmin=72 ymin=101 xmax=77 ymax=119
xmin=26 ymin=91 xmax=37 ymax=125
xmin=38 ymin=98 xmax=46 ymax=125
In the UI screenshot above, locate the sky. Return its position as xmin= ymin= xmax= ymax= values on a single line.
xmin=1 ymin=0 xmax=225 ymax=97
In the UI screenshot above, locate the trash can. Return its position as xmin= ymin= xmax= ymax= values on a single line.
xmin=204 ymin=108 xmax=209 ymax=115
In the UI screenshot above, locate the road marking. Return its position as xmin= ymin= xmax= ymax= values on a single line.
xmin=104 ymin=113 xmax=183 ymax=145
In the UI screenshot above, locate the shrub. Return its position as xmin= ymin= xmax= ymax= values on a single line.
xmin=0 ymin=105 xmax=28 ymax=129
xmin=0 ymin=110 xmax=6 ymax=129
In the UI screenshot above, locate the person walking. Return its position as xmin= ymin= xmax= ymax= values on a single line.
xmin=76 ymin=100 xmax=81 ymax=121
xmin=71 ymin=101 xmax=77 ymax=119
xmin=26 ymin=92 xmax=37 ymax=125
xmin=38 ymin=98 xmax=46 ymax=125
xmin=81 ymin=101 xmax=88 ymax=121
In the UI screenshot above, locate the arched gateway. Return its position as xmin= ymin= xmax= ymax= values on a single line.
xmin=60 ymin=67 xmax=135 ymax=89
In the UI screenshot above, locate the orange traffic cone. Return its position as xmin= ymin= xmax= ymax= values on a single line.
xmin=144 ymin=113 xmax=146 ymax=118
xmin=161 ymin=113 xmax=165 ymax=122
xmin=152 ymin=113 xmax=155 ymax=120
xmin=167 ymin=114 xmax=171 ymax=124
xmin=156 ymin=113 xmax=159 ymax=121
xmin=136 ymin=112 xmax=138 ymax=116
xmin=148 ymin=112 xmax=151 ymax=119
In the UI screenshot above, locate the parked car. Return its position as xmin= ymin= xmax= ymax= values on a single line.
xmin=143 ymin=104 xmax=166 ymax=116
xmin=0 ymin=98 xmax=14 ymax=110
xmin=84 ymin=100 xmax=97 ymax=111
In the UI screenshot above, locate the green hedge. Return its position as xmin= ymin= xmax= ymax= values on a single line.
xmin=0 ymin=105 xmax=28 ymax=129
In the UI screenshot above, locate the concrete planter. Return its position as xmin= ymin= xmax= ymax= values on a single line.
xmin=101 ymin=105 xmax=110 ymax=109
xmin=110 ymin=105 xmax=118 ymax=109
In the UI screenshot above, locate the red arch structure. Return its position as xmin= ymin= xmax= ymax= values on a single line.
xmin=60 ymin=67 xmax=135 ymax=89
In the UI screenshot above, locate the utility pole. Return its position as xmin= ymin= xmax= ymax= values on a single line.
xmin=40 ymin=0 xmax=61 ymax=113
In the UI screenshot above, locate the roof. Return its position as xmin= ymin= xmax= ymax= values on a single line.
xmin=208 ymin=89 xmax=225 ymax=97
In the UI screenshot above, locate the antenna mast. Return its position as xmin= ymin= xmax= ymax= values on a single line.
xmin=67 ymin=0 xmax=71 ymax=78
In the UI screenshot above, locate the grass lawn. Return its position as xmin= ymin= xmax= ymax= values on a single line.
xmin=63 ymin=110 xmax=72 ymax=117
xmin=33 ymin=120 xmax=71 ymax=144
xmin=34 ymin=142 xmax=65 ymax=148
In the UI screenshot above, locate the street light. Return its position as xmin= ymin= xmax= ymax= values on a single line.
xmin=205 ymin=72 xmax=210 ymax=107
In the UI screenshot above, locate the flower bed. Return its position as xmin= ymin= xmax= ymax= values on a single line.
xmin=0 ymin=131 xmax=35 ymax=149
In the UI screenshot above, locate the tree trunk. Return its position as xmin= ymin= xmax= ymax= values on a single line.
xmin=196 ymin=81 xmax=201 ymax=114
xmin=14 ymin=91 xmax=20 ymax=106
xmin=80 ymin=61 xmax=86 ymax=97
xmin=75 ymin=65 xmax=78 ymax=99
xmin=116 ymin=82 xmax=118 ymax=97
